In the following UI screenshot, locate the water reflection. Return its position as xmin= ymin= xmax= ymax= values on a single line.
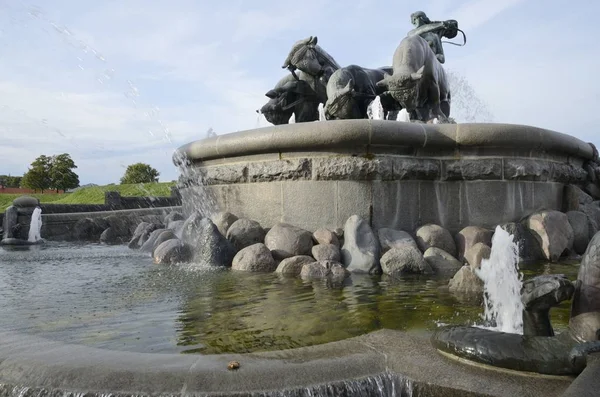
xmin=0 ymin=243 xmax=580 ymax=354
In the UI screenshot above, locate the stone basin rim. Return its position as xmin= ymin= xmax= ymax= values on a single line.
xmin=174 ymin=120 xmax=595 ymax=164
xmin=0 ymin=328 xmax=576 ymax=396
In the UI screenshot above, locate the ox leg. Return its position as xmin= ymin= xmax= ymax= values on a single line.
xmin=441 ymin=101 xmax=450 ymax=120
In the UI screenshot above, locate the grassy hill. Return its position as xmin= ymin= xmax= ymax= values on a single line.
xmin=0 ymin=182 xmax=176 ymax=212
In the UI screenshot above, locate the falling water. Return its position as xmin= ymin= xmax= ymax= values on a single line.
xmin=396 ymin=109 xmax=410 ymax=122
xmin=318 ymin=103 xmax=326 ymax=121
xmin=289 ymin=113 xmax=296 ymax=124
xmin=27 ymin=207 xmax=42 ymax=243
xmin=476 ymin=226 xmax=524 ymax=334
xmin=367 ymin=96 xmax=384 ymax=120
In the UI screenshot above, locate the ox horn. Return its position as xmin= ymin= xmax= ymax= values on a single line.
xmin=411 ymin=65 xmax=425 ymax=81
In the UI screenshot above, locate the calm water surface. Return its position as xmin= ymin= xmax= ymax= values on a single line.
xmin=0 ymin=243 xmax=580 ymax=354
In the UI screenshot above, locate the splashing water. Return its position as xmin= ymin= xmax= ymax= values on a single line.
xmin=367 ymin=96 xmax=384 ymax=120
xmin=396 ymin=109 xmax=410 ymax=122
xmin=318 ymin=103 xmax=326 ymax=121
xmin=289 ymin=113 xmax=296 ymax=124
xmin=27 ymin=207 xmax=42 ymax=243
xmin=476 ymin=226 xmax=524 ymax=334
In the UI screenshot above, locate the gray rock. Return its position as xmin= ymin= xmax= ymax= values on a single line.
xmin=455 ymin=226 xmax=493 ymax=261
xmin=415 ymin=224 xmax=457 ymax=257
xmin=312 ymin=157 xmax=390 ymax=181
xmin=72 ymin=218 xmax=105 ymax=241
xmin=300 ymin=262 xmax=329 ymax=280
xmin=563 ymin=185 xmax=593 ymax=212
xmin=140 ymin=228 xmax=166 ymax=253
xmin=99 ymin=227 xmax=126 ymax=245
xmin=312 ymin=228 xmax=340 ymax=247
xmin=132 ymin=221 xmax=151 ymax=237
xmin=567 ymin=211 xmax=591 ymax=255
xmin=153 ymin=239 xmax=191 ymax=264
xmin=189 ymin=218 xmax=237 ymax=266
xmin=103 ymin=214 xmax=132 ymax=238
xmin=585 ymin=183 xmax=600 ymax=200
xmin=424 ymin=247 xmax=463 ymax=275
xmin=448 ymin=266 xmax=484 ymax=295
xmin=527 ymin=211 xmax=574 ymax=262
xmin=464 ymin=243 xmax=491 ymax=269
xmin=500 ymin=222 xmax=544 ymax=262
xmin=226 ymin=219 xmax=266 ymax=251
xmin=341 ymin=215 xmax=381 ymax=274
xmin=163 ymin=211 xmax=184 ymax=225
xmin=581 ymin=202 xmax=600 ymax=236
xmin=181 ymin=212 xmax=204 ymax=245
xmin=312 ymin=244 xmax=340 ymax=262
xmin=211 ymin=211 xmax=239 ymax=236
xmin=12 ymin=196 xmax=40 ymax=208
xmin=275 ymin=255 xmax=315 ymax=276
xmin=377 ymin=228 xmax=417 ymax=254
xmin=128 ymin=222 xmax=161 ymax=249
xmin=300 ymin=261 xmax=349 ymax=282
xmin=231 ymin=243 xmax=276 ymax=272
xmin=152 ymin=230 xmax=177 ymax=254
xmin=264 ymin=223 xmax=313 ymax=260
xmin=167 ymin=220 xmax=185 ymax=235
xmin=380 ymin=245 xmax=432 ymax=276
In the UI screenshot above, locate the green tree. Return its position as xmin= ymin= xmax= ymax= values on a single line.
xmin=120 ymin=163 xmax=160 ymax=184
xmin=49 ymin=153 xmax=80 ymax=192
xmin=0 ymin=175 xmax=22 ymax=188
xmin=21 ymin=155 xmax=52 ymax=192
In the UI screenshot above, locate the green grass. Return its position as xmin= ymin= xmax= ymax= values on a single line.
xmin=0 ymin=182 xmax=176 ymax=212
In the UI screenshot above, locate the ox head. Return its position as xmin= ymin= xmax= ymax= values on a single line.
xmin=376 ymin=66 xmax=424 ymax=110
xmin=282 ymin=36 xmax=324 ymax=77
xmin=258 ymin=79 xmax=318 ymax=125
xmin=324 ymin=80 xmax=359 ymax=120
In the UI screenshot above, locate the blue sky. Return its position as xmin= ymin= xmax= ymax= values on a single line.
xmin=0 ymin=0 xmax=598 ymax=184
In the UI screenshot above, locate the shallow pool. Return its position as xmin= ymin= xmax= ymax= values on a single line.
xmin=0 ymin=243 xmax=579 ymax=354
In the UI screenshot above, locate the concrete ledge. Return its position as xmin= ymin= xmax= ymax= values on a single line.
xmin=0 ymin=329 xmax=573 ymax=396
xmin=175 ymin=121 xmax=595 ymax=163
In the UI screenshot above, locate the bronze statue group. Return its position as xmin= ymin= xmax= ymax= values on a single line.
xmin=259 ymin=11 xmax=465 ymax=125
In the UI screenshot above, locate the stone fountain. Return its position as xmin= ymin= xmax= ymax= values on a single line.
xmin=1 ymin=10 xmax=600 ymax=397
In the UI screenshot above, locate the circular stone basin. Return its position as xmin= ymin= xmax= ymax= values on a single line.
xmin=0 ymin=242 xmax=578 ymax=354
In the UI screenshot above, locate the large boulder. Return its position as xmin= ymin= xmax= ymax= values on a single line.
xmin=72 ymin=218 xmax=106 ymax=241
xmin=140 ymin=228 xmax=166 ymax=253
xmin=312 ymin=244 xmax=340 ymax=262
xmin=231 ymin=243 xmax=277 ymax=272
xmin=103 ymin=214 xmax=132 ymax=239
xmin=275 ymin=255 xmax=315 ymax=276
xmin=99 ymin=227 xmax=126 ymax=245
xmin=449 ymin=266 xmax=484 ymax=296
xmin=189 ymin=218 xmax=237 ymax=266
xmin=312 ymin=228 xmax=340 ymax=247
xmin=226 ymin=219 xmax=266 ymax=251
xmin=163 ymin=211 xmax=184 ymax=225
xmin=153 ymin=239 xmax=191 ymax=264
xmin=264 ymin=223 xmax=313 ymax=260
xmin=563 ymin=185 xmax=594 ymax=212
xmin=341 ymin=215 xmax=380 ymax=274
xmin=455 ymin=226 xmax=493 ymax=261
xmin=128 ymin=222 xmax=161 ymax=249
xmin=181 ymin=212 xmax=205 ymax=244
xmin=377 ymin=228 xmax=417 ymax=254
xmin=580 ymin=202 xmax=600 ymax=236
xmin=527 ymin=211 xmax=574 ymax=262
xmin=567 ymin=211 xmax=591 ymax=255
xmin=500 ymin=222 xmax=544 ymax=262
xmin=415 ymin=224 xmax=457 ymax=257
xmin=152 ymin=230 xmax=177 ymax=254
xmin=424 ymin=247 xmax=463 ymax=276
xmin=167 ymin=220 xmax=185 ymax=236
xmin=569 ymin=231 xmax=600 ymax=341
xmin=380 ymin=245 xmax=432 ymax=277
xmin=300 ymin=261 xmax=349 ymax=283
xmin=211 ymin=211 xmax=239 ymax=237
xmin=464 ymin=243 xmax=491 ymax=269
